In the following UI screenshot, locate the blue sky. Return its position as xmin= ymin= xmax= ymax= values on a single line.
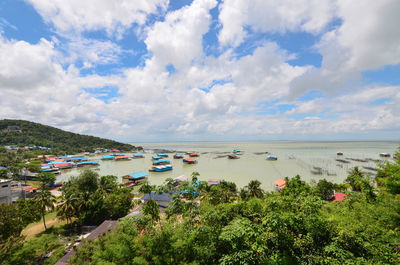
xmin=0 ymin=0 xmax=399 ymax=141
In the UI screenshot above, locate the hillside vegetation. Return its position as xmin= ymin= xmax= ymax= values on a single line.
xmin=0 ymin=119 xmax=137 ymax=153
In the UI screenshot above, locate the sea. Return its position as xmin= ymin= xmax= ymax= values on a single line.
xmin=56 ymin=141 xmax=399 ymax=190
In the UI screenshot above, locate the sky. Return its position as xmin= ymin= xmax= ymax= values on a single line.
xmin=0 ymin=0 xmax=399 ymax=142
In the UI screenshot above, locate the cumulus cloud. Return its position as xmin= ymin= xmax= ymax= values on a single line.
xmin=25 ymin=0 xmax=169 ymax=36
xmin=218 ymin=0 xmax=336 ymax=46
xmin=291 ymin=0 xmax=400 ymax=96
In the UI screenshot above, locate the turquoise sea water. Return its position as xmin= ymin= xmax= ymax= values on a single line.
xmin=57 ymin=141 xmax=399 ymax=190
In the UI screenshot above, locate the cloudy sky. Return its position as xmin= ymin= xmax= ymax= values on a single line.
xmin=0 ymin=0 xmax=399 ymax=142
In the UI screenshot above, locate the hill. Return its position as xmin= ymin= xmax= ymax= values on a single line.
xmin=0 ymin=119 xmax=138 ymax=153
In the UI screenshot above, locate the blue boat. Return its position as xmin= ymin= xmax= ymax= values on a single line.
xmin=157 ymin=154 xmax=169 ymax=158
xmin=266 ymin=155 xmax=278 ymax=161
xmin=150 ymin=164 xmax=173 ymax=172
xmin=132 ymin=154 xmax=144 ymax=158
xmin=152 ymin=155 xmax=162 ymax=160
xmin=102 ymin=155 xmax=114 ymax=160
xmin=153 ymin=159 xmax=171 ymax=165
xmin=174 ymin=153 xmax=184 ymax=159
xmin=77 ymin=161 xmax=100 ymax=167
xmin=123 ymin=171 xmax=148 ymax=181
xmin=233 ymin=149 xmax=241 ymax=153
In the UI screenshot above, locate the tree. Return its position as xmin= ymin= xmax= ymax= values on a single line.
xmin=346 ymin=167 xmax=364 ymax=191
xmin=142 ymin=200 xmax=160 ymax=223
xmin=99 ymin=175 xmax=118 ymax=193
xmin=57 ymin=194 xmax=78 ymax=224
xmin=246 ymin=180 xmax=264 ymax=199
xmin=34 ymin=189 xmax=56 ymax=231
xmin=313 ymin=179 xmax=335 ymax=200
xmin=281 ymin=175 xmax=311 ymax=197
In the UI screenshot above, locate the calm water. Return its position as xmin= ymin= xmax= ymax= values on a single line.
xmin=56 ymin=141 xmax=399 ymax=190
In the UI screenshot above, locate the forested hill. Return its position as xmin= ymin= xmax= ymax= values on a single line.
xmin=0 ymin=119 xmax=137 ymax=153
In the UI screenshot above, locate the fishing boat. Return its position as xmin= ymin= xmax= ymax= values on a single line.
xmin=189 ymin=152 xmax=199 ymax=157
xmin=152 ymin=155 xmax=162 ymax=160
xmin=266 ymin=155 xmax=278 ymax=161
xmin=149 ymin=164 xmax=173 ymax=172
xmin=101 ymin=155 xmax=114 ymax=160
xmin=153 ymin=159 xmax=171 ymax=165
xmin=132 ymin=154 xmax=144 ymax=158
xmin=228 ymin=154 xmax=239 ymax=159
xmin=183 ymin=158 xmax=197 ymax=164
xmin=158 ymin=154 xmax=169 ymax=158
xmin=233 ymin=149 xmax=241 ymax=153
xmin=122 ymin=171 xmax=149 ymax=185
xmin=379 ymin=153 xmax=391 ymax=157
xmin=174 ymin=153 xmax=185 ymax=159
xmin=114 ymin=155 xmax=131 ymax=161
xmin=77 ymin=161 xmax=100 ymax=167
xmin=52 ymin=162 xmax=74 ymax=169
xmin=337 ymin=152 xmax=343 ymax=156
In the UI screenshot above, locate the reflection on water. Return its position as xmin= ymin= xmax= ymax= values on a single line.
xmin=57 ymin=141 xmax=399 ymax=190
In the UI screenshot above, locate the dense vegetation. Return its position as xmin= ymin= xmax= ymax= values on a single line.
xmin=0 ymin=119 xmax=137 ymax=153
xmin=0 ymin=170 xmax=134 ymax=264
xmin=69 ymin=148 xmax=400 ymax=265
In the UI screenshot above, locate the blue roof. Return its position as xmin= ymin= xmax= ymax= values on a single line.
xmin=152 ymin=155 xmax=162 ymax=159
xmin=153 ymin=159 xmax=170 ymax=164
xmin=158 ymin=154 xmax=169 ymax=157
xmin=102 ymin=155 xmax=114 ymax=159
xmin=77 ymin=161 xmax=99 ymax=165
xmin=175 ymin=153 xmax=185 ymax=155
xmin=0 ymin=166 xmax=6 ymax=170
xmin=133 ymin=154 xmax=144 ymax=157
xmin=142 ymin=192 xmax=172 ymax=202
xmin=128 ymin=171 xmax=149 ymax=179
xmin=233 ymin=149 xmax=240 ymax=152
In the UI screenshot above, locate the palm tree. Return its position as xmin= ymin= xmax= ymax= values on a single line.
xmin=246 ymin=180 xmax=264 ymax=198
xmin=35 ymin=189 xmax=56 ymax=231
xmin=57 ymin=194 xmax=78 ymax=224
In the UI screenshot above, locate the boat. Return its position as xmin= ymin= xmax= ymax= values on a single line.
xmin=101 ymin=155 xmax=114 ymax=160
xmin=183 ymin=158 xmax=197 ymax=164
xmin=337 ymin=152 xmax=343 ymax=156
xmin=157 ymin=154 xmax=169 ymax=158
xmin=266 ymin=155 xmax=278 ymax=161
xmin=149 ymin=164 xmax=173 ymax=172
xmin=52 ymin=162 xmax=74 ymax=169
xmin=153 ymin=159 xmax=171 ymax=165
xmin=228 ymin=154 xmax=239 ymax=159
xmin=379 ymin=153 xmax=391 ymax=158
xmin=114 ymin=155 xmax=131 ymax=161
xmin=233 ymin=149 xmax=241 ymax=153
xmin=152 ymin=155 xmax=162 ymax=160
xmin=174 ymin=153 xmax=185 ymax=159
xmin=132 ymin=154 xmax=144 ymax=158
xmin=123 ymin=171 xmax=149 ymax=184
xmin=189 ymin=153 xmax=199 ymax=157
xmin=77 ymin=161 xmax=100 ymax=167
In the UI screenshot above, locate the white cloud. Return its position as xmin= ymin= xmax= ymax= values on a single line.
xmin=25 ymin=0 xmax=169 ymax=36
xmin=291 ymin=0 xmax=400 ymax=96
xmin=218 ymin=0 xmax=336 ymax=46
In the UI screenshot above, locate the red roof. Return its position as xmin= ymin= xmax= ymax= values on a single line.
xmin=184 ymin=158 xmax=196 ymax=162
xmin=53 ymin=163 xmax=71 ymax=167
xmin=274 ymin=179 xmax=287 ymax=189
xmin=331 ymin=192 xmax=347 ymax=202
xmin=114 ymin=155 xmax=130 ymax=159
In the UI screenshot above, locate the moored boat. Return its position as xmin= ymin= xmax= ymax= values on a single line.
xmin=174 ymin=153 xmax=185 ymax=159
xmin=189 ymin=152 xmax=199 ymax=157
xmin=379 ymin=153 xmax=391 ymax=157
xmin=157 ymin=153 xmax=169 ymax=158
xmin=123 ymin=171 xmax=148 ymax=185
xmin=266 ymin=155 xmax=278 ymax=161
xmin=152 ymin=155 xmax=162 ymax=160
xmin=114 ymin=155 xmax=131 ymax=161
xmin=132 ymin=154 xmax=144 ymax=158
xmin=183 ymin=158 xmax=197 ymax=164
xmin=52 ymin=162 xmax=74 ymax=169
xmin=101 ymin=155 xmax=114 ymax=160
xmin=228 ymin=154 xmax=239 ymax=159
xmin=233 ymin=149 xmax=241 ymax=153
xmin=77 ymin=161 xmax=100 ymax=167
xmin=337 ymin=152 xmax=343 ymax=156
xmin=149 ymin=164 xmax=173 ymax=172
xmin=153 ymin=159 xmax=171 ymax=165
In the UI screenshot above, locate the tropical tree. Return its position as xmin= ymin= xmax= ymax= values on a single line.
xmin=313 ymin=179 xmax=335 ymax=200
xmin=246 ymin=180 xmax=264 ymax=198
xmin=34 ymin=189 xmax=56 ymax=231
xmin=142 ymin=199 xmax=160 ymax=223
xmin=57 ymin=194 xmax=78 ymax=224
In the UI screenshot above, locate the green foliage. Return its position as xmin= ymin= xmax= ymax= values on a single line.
xmin=313 ymin=179 xmax=335 ymax=200
xmin=281 ymin=175 xmax=311 ymax=197
xmin=58 ymin=170 xmax=133 ymax=225
xmin=0 ymin=200 xmax=41 ymax=241
xmin=0 ymin=119 xmax=137 ymax=153
xmin=142 ymin=200 xmax=160 ymax=223
xmin=240 ymin=180 xmax=264 ymax=200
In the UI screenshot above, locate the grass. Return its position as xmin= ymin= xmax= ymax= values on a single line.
xmin=22 ymin=211 xmax=67 ymax=240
